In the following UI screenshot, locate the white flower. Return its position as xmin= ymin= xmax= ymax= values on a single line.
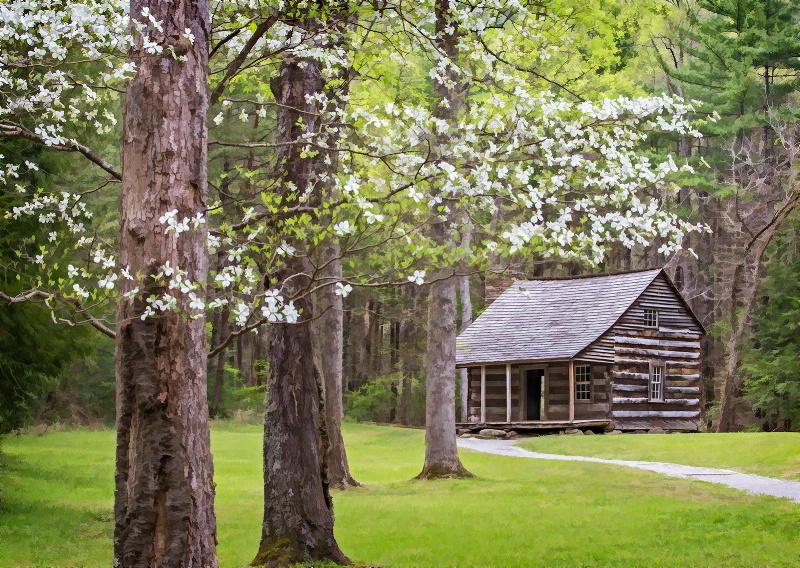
xmin=276 ymin=241 xmax=296 ymax=256
xmin=232 ymin=301 xmax=250 ymax=327
xmin=215 ymin=271 xmax=235 ymax=288
xmin=333 ymin=220 xmax=354 ymax=236
xmin=72 ymin=283 xmax=89 ymax=299
xmin=214 ymin=113 xmax=224 ymax=126
xmin=67 ymin=264 xmax=79 ymax=278
xmin=99 ymin=273 xmax=118 ymax=290
xmin=283 ymin=301 xmax=299 ymax=323
xmin=187 ymin=292 xmax=204 ymax=311
xmin=334 ymin=282 xmax=353 ymax=297
xmin=407 ymin=270 xmax=426 ymax=285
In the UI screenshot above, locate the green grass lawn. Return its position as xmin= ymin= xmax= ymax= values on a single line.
xmin=1 ymin=423 xmax=799 ymax=567
xmin=517 ymin=431 xmax=800 ymax=480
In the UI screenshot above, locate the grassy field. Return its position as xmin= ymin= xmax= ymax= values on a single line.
xmin=1 ymin=423 xmax=799 ymax=567
xmin=518 ymin=431 xmax=800 ymax=480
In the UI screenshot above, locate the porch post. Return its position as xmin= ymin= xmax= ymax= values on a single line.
xmin=506 ymin=363 xmax=512 ymax=423
xmin=480 ymin=365 xmax=486 ymax=423
xmin=568 ymin=359 xmax=575 ymax=423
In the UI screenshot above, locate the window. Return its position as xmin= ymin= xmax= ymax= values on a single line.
xmin=575 ymin=365 xmax=591 ymax=401
xmin=649 ymin=364 xmax=664 ymax=401
xmin=643 ymin=308 xmax=658 ymax=328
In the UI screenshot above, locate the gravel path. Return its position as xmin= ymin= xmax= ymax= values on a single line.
xmin=457 ymin=437 xmax=800 ymax=503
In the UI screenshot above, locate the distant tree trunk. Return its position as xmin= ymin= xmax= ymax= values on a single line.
xmin=253 ymin=37 xmax=348 ymax=566
xmin=311 ymin=239 xmax=360 ymax=490
xmin=717 ymin=202 xmax=797 ymax=431
xmin=417 ymin=0 xmax=473 ymax=480
xmin=389 ymin=319 xmax=400 ymax=422
xmin=114 ymin=0 xmax=218 ymax=565
xmin=367 ymin=299 xmax=382 ymax=379
xmin=211 ymin=301 xmax=230 ymax=418
xmin=349 ymin=297 xmax=369 ymax=390
xmin=399 ymin=287 xmax=418 ymax=426
xmin=240 ymin=330 xmax=257 ymax=386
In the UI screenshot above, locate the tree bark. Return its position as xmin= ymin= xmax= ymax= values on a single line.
xmin=114 ymin=0 xmax=218 ymax=566
xmin=417 ymin=0 xmax=472 ymax=480
xmin=253 ymin=40 xmax=348 ymax=567
xmin=310 ymin=240 xmax=360 ymax=490
xmin=458 ymin=221 xmax=473 ymax=422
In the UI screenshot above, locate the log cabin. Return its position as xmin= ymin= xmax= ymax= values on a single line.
xmin=456 ymin=268 xmax=705 ymax=433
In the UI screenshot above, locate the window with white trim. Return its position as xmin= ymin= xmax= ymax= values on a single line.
xmin=575 ymin=365 xmax=591 ymax=401
xmin=649 ymin=364 xmax=664 ymax=401
xmin=643 ymin=308 xmax=658 ymax=328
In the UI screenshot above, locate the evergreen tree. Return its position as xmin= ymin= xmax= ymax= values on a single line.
xmin=743 ymin=222 xmax=800 ymax=430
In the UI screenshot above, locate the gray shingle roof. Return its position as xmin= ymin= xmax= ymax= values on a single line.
xmin=456 ymin=269 xmax=663 ymax=366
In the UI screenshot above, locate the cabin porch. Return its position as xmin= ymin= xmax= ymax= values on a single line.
xmin=455 ymin=419 xmax=611 ymax=433
xmin=458 ymin=360 xmax=611 ymax=426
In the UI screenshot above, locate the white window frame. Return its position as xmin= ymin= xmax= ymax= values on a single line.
xmin=643 ymin=308 xmax=659 ymax=328
xmin=649 ymin=363 xmax=664 ymax=402
xmin=575 ymin=365 xmax=591 ymax=402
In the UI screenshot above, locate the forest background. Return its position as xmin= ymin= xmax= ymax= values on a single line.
xmin=3 ymin=0 xmax=800 ymax=447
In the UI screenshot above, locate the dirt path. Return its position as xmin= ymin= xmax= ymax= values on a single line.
xmin=457 ymin=437 xmax=800 ymax=503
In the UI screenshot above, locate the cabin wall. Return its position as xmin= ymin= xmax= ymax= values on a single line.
xmin=609 ymin=275 xmax=703 ymax=431
xmin=610 ymin=331 xmax=702 ymax=431
xmin=467 ymin=365 xmax=521 ymax=422
xmin=546 ymin=363 xmax=611 ymax=420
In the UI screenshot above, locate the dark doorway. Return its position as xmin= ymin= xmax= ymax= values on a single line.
xmin=526 ymin=369 xmax=544 ymax=420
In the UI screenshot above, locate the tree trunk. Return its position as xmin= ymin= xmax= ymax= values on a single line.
xmin=114 ymin=0 xmax=218 ymax=565
xmin=253 ymin=41 xmax=348 ymax=567
xmin=310 ymin=241 xmax=360 ymax=490
xmin=210 ymin=301 xmax=229 ymax=419
xmin=398 ymin=287 xmax=418 ymax=426
xmin=716 ymin=194 xmax=800 ymax=432
xmin=416 ymin=0 xmax=472 ymax=480
xmin=458 ymin=223 xmax=473 ymax=422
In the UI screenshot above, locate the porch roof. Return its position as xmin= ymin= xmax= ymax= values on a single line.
xmin=456 ymin=269 xmax=662 ymax=366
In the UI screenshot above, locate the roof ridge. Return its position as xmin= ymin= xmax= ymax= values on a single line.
xmin=514 ymin=267 xmax=662 ymax=283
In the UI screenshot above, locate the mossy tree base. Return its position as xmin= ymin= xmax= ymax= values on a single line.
xmin=415 ymin=464 xmax=475 ymax=480
xmin=251 ymin=537 xmax=349 ymax=568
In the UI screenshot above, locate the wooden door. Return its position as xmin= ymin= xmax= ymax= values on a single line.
xmin=526 ymin=369 xmax=544 ymax=420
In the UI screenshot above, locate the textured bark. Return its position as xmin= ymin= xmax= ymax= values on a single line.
xmin=417 ymin=0 xmax=472 ymax=480
xmin=253 ymin=44 xmax=348 ymax=567
xmin=114 ymin=0 xmax=217 ymax=566
xmin=310 ymin=241 xmax=360 ymax=490
xmin=458 ymin=223 xmax=473 ymax=422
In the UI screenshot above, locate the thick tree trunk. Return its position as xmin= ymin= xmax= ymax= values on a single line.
xmin=253 ymin=42 xmax=348 ymax=567
xmin=458 ymin=223 xmax=473 ymax=421
xmin=418 ymin=246 xmax=472 ymax=479
xmin=114 ymin=1 xmax=217 ymax=566
xmin=311 ymin=242 xmax=360 ymax=490
xmin=416 ymin=0 xmax=472 ymax=480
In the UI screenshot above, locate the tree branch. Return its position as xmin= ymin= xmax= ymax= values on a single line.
xmin=0 ymin=123 xmax=122 ymax=181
